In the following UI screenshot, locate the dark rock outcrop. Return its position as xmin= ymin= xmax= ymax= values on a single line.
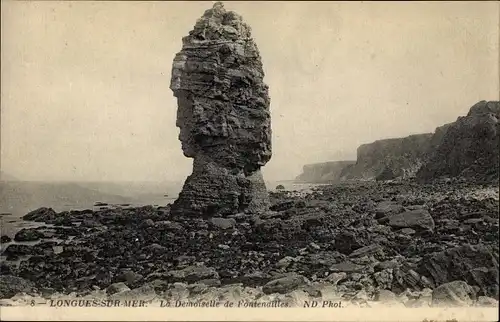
xmin=428 ymin=122 xmax=453 ymax=150
xmin=417 ymin=101 xmax=500 ymax=183
xmin=14 ymin=228 xmax=44 ymax=242
xmin=295 ymin=161 xmax=355 ymax=183
xmin=170 ymin=2 xmax=272 ymax=217
xmin=0 ymin=275 xmax=35 ymax=299
xmin=22 ymin=207 xmax=58 ymax=222
xmin=375 ymin=166 xmax=396 ymax=181
xmin=262 ymin=274 xmax=309 ymax=294
xmin=1 ymin=235 xmax=12 ymax=243
xmin=417 ymin=244 xmax=499 ymax=299
xmin=107 ymin=282 xmax=131 ymax=295
xmin=2 ymin=244 xmax=33 ymax=261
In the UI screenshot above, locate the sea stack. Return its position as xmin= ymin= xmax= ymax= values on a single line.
xmin=170 ymin=2 xmax=272 ymax=217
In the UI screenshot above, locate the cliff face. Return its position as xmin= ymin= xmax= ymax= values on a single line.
xmin=170 ymin=2 xmax=272 ymax=217
xmin=295 ymin=161 xmax=355 ymax=183
xmin=340 ymin=133 xmax=434 ymax=180
xmin=295 ymin=101 xmax=499 ymax=184
xmin=417 ymin=101 xmax=500 ymax=182
xmin=428 ymin=122 xmax=453 ymax=151
xmin=295 ymin=133 xmax=438 ymax=183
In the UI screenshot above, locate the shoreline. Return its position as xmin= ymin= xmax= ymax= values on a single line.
xmin=0 ymin=180 xmax=499 ymax=308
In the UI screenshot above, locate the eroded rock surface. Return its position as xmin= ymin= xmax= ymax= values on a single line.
xmin=417 ymin=100 xmax=500 ymax=183
xmin=341 ymin=133 xmax=434 ymax=181
xmin=1 ymin=180 xmax=498 ymax=305
xmin=170 ymin=2 xmax=271 ymax=217
xmin=295 ymin=161 xmax=356 ymax=183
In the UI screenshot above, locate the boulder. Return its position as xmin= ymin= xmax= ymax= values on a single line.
xmin=166 ymin=265 xmax=219 ymax=283
xmin=236 ymin=271 xmax=271 ymax=286
xmin=22 ymin=207 xmax=58 ymax=222
xmin=142 ymin=243 xmax=168 ymax=254
xmin=375 ymin=260 xmax=399 ymax=271
xmin=2 ymin=244 xmax=33 ymax=260
xmin=334 ymin=231 xmax=369 ymax=255
xmin=329 ymin=261 xmax=365 ymax=273
xmin=374 ymin=289 xmax=398 ymax=302
xmin=391 ymin=268 xmax=431 ymax=293
xmin=14 ymin=228 xmax=44 ymax=242
xmin=0 ymin=262 xmax=17 ymax=275
xmin=432 ymin=281 xmax=476 ymax=307
xmin=380 ymin=209 xmax=435 ymax=231
xmin=325 ymin=272 xmax=347 ymax=285
xmin=475 ymin=296 xmax=499 ymax=307
xmin=349 ymin=244 xmax=384 ymax=258
xmin=115 ymin=271 xmax=144 ymax=286
xmin=210 ymin=217 xmax=236 ymax=230
xmin=417 ymin=244 xmax=499 ymax=299
xmin=106 ymin=282 xmax=130 ymax=295
xmin=374 ymin=201 xmax=404 ymax=218
xmin=263 ymin=274 xmax=309 ymax=294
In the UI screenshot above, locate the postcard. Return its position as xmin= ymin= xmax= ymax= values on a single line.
xmin=1 ymin=1 xmax=499 ymax=321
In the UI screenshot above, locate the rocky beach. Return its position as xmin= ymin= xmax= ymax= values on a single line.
xmin=1 ymin=178 xmax=498 ymax=308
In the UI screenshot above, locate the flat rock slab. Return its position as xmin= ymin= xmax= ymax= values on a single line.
xmin=14 ymin=228 xmax=44 ymax=242
xmin=262 ymin=274 xmax=309 ymax=295
xmin=381 ymin=209 xmax=435 ymax=231
xmin=210 ymin=217 xmax=236 ymax=230
xmin=349 ymin=244 xmax=384 ymax=258
xmin=375 ymin=201 xmax=404 ymax=217
xmin=329 ymin=261 xmax=365 ymax=273
xmin=166 ymin=265 xmax=220 ymax=283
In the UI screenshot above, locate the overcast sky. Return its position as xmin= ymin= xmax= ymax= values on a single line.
xmin=1 ymin=1 xmax=499 ymax=182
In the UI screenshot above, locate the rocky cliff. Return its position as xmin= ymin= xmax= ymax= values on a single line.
xmin=295 ymin=161 xmax=356 ymax=183
xmin=170 ymin=2 xmax=272 ymax=217
xmin=295 ymin=133 xmax=437 ymax=183
xmin=297 ymin=101 xmax=499 ymax=184
xmin=340 ymin=133 xmax=435 ymax=181
xmin=417 ymin=101 xmax=500 ymax=183
xmin=428 ymin=122 xmax=454 ymax=151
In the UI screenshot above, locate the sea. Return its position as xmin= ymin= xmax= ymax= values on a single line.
xmin=0 ymin=179 xmax=318 ymax=239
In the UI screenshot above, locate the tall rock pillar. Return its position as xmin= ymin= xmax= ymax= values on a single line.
xmin=170 ymin=2 xmax=272 ymax=217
